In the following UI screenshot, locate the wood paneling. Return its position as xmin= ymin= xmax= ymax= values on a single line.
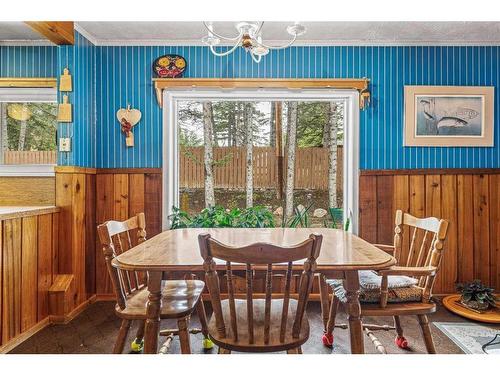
xmin=2 ymin=218 xmax=21 ymax=343
xmin=94 ymin=168 xmax=498 ymax=297
xmin=95 ymin=171 xmax=162 ymax=295
xmin=473 ymin=174 xmax=490 ymax=283
xmin=0 ymin=210 xmax=58 ymax=349
xmin=24 ymin=21 xmax=74 ymax=45
xmin=0 ymin=177 xmax=55 ymax=205
xmin=457 ymin=175 xmax=474 ymax=283
xmin=21 ymin=216 xmax=37 ymax=332
xmin=37 ymin=214 xmax=53 ymax=321
xmin=55 ymin=171 xmax=95 ymax=307
xmin=359 ymin=169 xmax=500 ymax=294
xmin=359 ymin=175 xmax=377 ymax=244
xmin=489 ymin=175 xmax=500 ymax=290
xmin=85 ymin=174 xmax=96 ymax=297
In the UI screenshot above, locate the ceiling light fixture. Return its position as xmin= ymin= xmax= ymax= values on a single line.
xmin=202 ymin=21 xmax=306 ymax=63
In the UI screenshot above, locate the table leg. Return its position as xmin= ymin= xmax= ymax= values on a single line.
xmin=144 ymin=271 xmax=162 ymax=354
xmin=344 ymin=270 xmax=364 ymax=354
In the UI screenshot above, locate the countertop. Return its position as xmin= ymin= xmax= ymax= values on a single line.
xmin=0 ymin=206 xmax=60 ymax=220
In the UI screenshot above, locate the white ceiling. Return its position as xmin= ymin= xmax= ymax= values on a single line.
xmin=2 ymin=21 xmax=500 ymax=46
xmin=0 ymin=22 xmax=53 ymax=45
xmin=76 ymin=22 xmax=500 ymax=46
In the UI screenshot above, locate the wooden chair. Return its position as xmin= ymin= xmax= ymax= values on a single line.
xmin=198 ymin=233 xmax=322 ymax=354
xmin=318 ymin=210 xmax=449 ymax=354
xmin=98 ymin=213 xmax=211 ymax=354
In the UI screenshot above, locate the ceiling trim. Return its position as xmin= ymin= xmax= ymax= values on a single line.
xmin=74 ymin=23 xmax=98 ymax=45
xmin=0 ymin=39 xmax=54 ymax=46
xmin=74 ymin=23 xmax=500 ymax=47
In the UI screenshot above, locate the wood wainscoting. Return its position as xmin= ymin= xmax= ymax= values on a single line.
xmin=95 ymin=169 xmax=162 ymax=296
xmin=359 ymin=169 xmax=500 ymax=294
xmin=0 ymin=177 xmax=55 ymax=205
xmin=0 ymin=208 xmax=59 ymax=352
xmin=57 ymin=167 xmax=499 ymax=302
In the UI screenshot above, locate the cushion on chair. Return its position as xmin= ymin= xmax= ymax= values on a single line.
xmin=326 ymin=270 xmax=421 ymax=304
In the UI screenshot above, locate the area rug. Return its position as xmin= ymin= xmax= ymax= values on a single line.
xmin=434 ymin=322 xmax=500 ymax=354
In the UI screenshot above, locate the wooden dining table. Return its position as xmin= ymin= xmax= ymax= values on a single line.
xmin=112 ymin=227 xmax=396 ymax=354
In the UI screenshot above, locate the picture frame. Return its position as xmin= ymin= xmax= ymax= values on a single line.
xmin=404 ymin=85 xmax=494 ymax=147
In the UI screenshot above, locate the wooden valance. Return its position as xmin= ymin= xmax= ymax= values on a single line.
xmin=0 ymin=78 xmax=57 ymax=88
xmin=153 ymin=78 xmax=370 ymax=109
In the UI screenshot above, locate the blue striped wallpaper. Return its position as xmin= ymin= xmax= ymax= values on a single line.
xmin=0 ymin=45 xmax=58 ymax=77
xmin=3 ymin=43 xmax=499 ymax=169
xmin=95 ymin=45 xmax=500 ymax=169
xmin=57 ymin=32 xmax=96 ymax=167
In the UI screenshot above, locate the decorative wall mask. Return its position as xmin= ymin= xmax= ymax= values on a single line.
xmin=116 ymin=105 xmax=142 ymax=147
xmin=153 ymin=54 xmax=186 ymax=78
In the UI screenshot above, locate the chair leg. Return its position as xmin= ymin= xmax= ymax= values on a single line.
xmin=114 ymin=319 xmax=132 ymax=354
xmin=417 ymin=314 xmax=436 ymax=354
xmin=322 ymin=293 xmax=340 ymax=348
xmin=196 ymin=298 xmax=214 ymax=350
xmin=393 ymin=316 xmax=408 ymax=349
xmin=130 ymin=320 xmax=146 ymax=352
xmin=318 ymin=275 xmax=330 ymax=332
xmin=177 ymin=317 xmax=192 ymax=354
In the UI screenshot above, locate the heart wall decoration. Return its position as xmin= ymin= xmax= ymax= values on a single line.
xmin=116 ymin=105 xmax=142 ymax=147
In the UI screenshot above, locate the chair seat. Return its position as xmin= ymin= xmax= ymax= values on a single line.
xmin=327 ymin=270 xmax=422 ymax=304
xmin=116 ymin=280 xmax=205 ymax=320
xmin=207 ymin=299 xmax=309 ymax=353
xmin=361 ymin=301 xmax=436 ymax=316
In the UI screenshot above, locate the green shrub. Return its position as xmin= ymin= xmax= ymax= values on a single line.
xmin=168 ymin=205 xmax=275 ymax=229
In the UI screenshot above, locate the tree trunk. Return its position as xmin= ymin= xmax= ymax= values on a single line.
xmin=328 ymin=102 xmax=338 ymax=208
xmin=322 ymin=110 xmax=330 ymax=147
xmin=245 ymin=103 xmax=253 ymax=208
xmin=18 ymin=119 xmax=27 ymax=151
xmin=203 ymin=102 xmax=216 ymax=207
xmin=285 ymin=102 xmax=298 ymax=218
xmin=228 ymin=102 xmax=236 ymax=146
xmin=0 ymin=104 xmax=8 ymax=163
xmin=269 ymin=102 xmax=276 ymax=147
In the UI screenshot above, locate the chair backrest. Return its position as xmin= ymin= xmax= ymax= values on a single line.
xmin=393 ymin=210 xmax=449 ymax=297
xmin=198 ymin=233 xmax=322 ymax=344
xmin=97 ymin=213 xmax=147 ymax=309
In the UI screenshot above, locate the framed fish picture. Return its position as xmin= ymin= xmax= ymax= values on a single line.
xmin=404 ymin=86 xmax=494 ymax=147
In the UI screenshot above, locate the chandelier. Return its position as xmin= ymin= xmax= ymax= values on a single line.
xmin=202 ymin=21 xmax=306 ymax=63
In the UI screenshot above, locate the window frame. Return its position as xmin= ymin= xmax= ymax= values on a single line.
xmin=162 ymin=88 xmax=360 ymax=234
xmin=0 ymin=87 xmax=58 ymax=176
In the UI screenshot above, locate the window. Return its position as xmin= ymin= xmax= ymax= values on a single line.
xmin=0 ymin=88 xmax=57 ymax=175
xmin=163 ymin=89 xmax=359 ymax=233
xmin=176 ymin=100 xmax=344 ymax=227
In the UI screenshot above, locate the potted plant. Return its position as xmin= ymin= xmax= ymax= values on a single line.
xmin=456 ymin=280 xmax=498 ymax=312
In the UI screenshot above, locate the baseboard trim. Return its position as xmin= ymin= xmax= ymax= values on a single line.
xmin=0 ymin=317 xmax=51 ymax=354
xmin=49 ymin=299 xmax=92 ymax=325
xmin=94 ymin=294 xmax=116 ymax=301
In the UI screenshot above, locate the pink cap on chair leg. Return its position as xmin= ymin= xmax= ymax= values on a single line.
xmin=322 ymin=333 xmax=334 ymax=348
xmin=395 ymin=336 xmax=408 ymax=349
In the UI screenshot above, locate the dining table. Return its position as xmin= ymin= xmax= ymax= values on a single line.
xmin=112 ymin=227 xmax=396 ymax=354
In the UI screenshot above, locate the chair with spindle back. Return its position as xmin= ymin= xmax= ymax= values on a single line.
xmin=318 ymin=210 xmax=449 ymax=354
xmin=198 ymin=233 xmax=322 ymax=353
xmin=98 ymin=213 xmax=210 ymax=354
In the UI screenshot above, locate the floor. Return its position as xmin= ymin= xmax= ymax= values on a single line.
xmin=10 ymin=299 xmax=466 ymax=354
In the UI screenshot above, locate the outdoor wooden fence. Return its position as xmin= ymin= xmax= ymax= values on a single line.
xmin=3 ymin=150 xmax=57 ymax=164
xmin=180 ymin=146 xmax=343 ymax=191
